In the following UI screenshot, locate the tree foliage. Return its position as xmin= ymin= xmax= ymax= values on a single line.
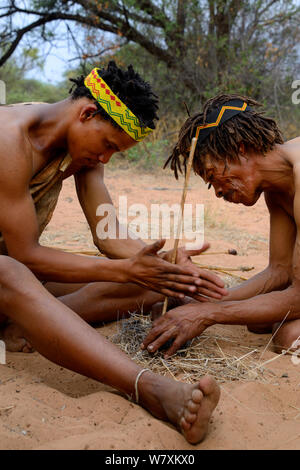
xmin=0 ymin=1 xmax=299 ymax=136
xmin=0 ymin=52 xmax=68 ymax=103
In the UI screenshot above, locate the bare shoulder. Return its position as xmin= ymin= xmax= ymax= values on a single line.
xmin=293 ymin=161 xmax=300 ymax=184
xmin=0 ymin=108 xmax=32 ymax=192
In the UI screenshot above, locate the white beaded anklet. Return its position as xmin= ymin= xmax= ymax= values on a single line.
xmin=134 ymin=368 xmax=151 ymax=404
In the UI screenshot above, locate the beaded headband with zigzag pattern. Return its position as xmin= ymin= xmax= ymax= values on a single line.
xmin=84 ymin=68 xmax=153 ymax=142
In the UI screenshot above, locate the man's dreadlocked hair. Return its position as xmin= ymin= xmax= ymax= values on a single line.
xmin=69 ymin=60 xmax=159 ymax=130
xmin=165 ymin=94 xmax=283 ymax=179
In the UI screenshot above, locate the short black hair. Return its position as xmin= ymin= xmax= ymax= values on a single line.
xmin=165 ymin=93 xmax=283 ymax=179
xmin=69 ymin=60 xmax=159 ymax=130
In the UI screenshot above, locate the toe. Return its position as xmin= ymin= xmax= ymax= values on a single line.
xmin=192 ymin=388 xmax=203 ymax=404
xmin=188 ymin=399 xmax=199 ymax=414
xmin=22 ymin=343 xmax=34 ymax=353
xmin=180 ymin=416 xmax=191 ymax=431
xmin=199 ymin=375 xmax=217 ymax=394
xmin=184 ymin=410 xmax=197 ymax=424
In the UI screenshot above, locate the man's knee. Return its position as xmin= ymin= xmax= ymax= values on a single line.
xmin=272 ymin=321 xmax=300 ymax=353
xmin=0 ymin=256 xmax=29 ymax=288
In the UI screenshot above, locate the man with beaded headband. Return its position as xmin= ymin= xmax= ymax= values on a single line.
xmin=142 ymin=93 xmax=300 ymax=359
xmin=0 ymin=61 xmax=222 ymax=444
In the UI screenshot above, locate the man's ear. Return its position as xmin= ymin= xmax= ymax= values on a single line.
xmin=79 ymin=104 xmax=98 ymax=122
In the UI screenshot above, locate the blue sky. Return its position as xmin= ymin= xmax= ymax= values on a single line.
xmin=33 ymin=51 xmax=70 ymax=84
xmin=25 ymin=32 xmax=80 ymax=84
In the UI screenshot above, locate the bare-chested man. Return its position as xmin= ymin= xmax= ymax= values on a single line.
xmin=0 ymin=62 xmax=223 ymax=444
xmin=142 ymin=94 xmax=300 ymax=358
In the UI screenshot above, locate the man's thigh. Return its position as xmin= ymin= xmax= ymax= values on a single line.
xmin=44 ymin=280 xmax=155 ymax=301
xmin=44 ymin=282 xmax=88 ymax=297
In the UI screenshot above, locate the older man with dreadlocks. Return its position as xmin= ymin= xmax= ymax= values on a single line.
xmin=0 ymin=61 xmax=223 ymax=444
xmin=142 ymin=93 xmax=300 ymax=358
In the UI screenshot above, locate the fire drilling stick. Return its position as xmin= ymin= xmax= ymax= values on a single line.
xmin=162 ymin=134 xmax=199 ymax=316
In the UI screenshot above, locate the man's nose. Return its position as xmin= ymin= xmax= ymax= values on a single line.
xmin=98 ymin=150 xmax=114 ymax=164
xmin=214 ymin=185 xmax=223 ymax=198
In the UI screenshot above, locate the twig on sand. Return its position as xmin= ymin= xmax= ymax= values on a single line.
xmin=195 ymin=264 xmax=254 ymax=272
xmin=47 ymin=249 xmax=251 ymax=281
xmin=258 ymin=310 xmax=291 ymax=362
xmin=194 ymin=264 xmax=248 ymax=281
xmin=0 ymin=405 xmax=15 ymax=415
xmin=199 ymin=249 xmax=238 ymax=256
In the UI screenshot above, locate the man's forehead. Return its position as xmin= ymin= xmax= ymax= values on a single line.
xmin=203 ymin=159 xmax=230 ymax=177
xmin=203 ymin=154 xmax=216 ymax=169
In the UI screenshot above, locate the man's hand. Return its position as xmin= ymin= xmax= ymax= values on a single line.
xmin=162 ymin=243 xmax=228 ymax=301
xmin=127 ymin=240 xmax=212 ymax=299
xmin=141 ymin=302 xmax=215 ymax=357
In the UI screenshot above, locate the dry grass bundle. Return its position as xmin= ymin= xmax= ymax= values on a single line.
xmin=111 ymin=312 xmax=277 ymax=385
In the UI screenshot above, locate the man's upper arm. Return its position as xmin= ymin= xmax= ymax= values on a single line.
xmin=74 ymin=164 xmax=114 ymax=245
xmin=0 ymin=146 xmax=40 ymax=261
xmin=75 ymin=164 xmax=147 ymax=259
xmin=291 ymin=169 xmax=300 ymax=285
xmin=265 ymin=191 xmax=296 ymax=273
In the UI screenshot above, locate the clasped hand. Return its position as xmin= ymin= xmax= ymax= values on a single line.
xmin=127 ymin=239 xmax=227 ymax=300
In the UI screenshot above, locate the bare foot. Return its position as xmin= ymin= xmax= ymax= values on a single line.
xmin=0 ymin=322 xmax=34 ymax=353
xmin=140 ymin=374 xmax=220 ymax=444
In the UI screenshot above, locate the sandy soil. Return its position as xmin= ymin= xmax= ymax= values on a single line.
xmin=0 ymin=165 xmax=299 ymax=450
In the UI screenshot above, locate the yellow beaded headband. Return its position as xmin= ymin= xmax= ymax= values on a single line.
xmin=84 ymin=68 xmax=153 ymax=142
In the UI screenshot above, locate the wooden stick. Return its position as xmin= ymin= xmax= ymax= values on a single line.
xmin=199 ymin=249 xmax=238 ymax=256
xmin=193 ymin=263 xmax=254 ymax=272
xmin=162 ymin=136 xmax=199 ymax=315
xmin=201 ymin=267 xmax=248 ymax=281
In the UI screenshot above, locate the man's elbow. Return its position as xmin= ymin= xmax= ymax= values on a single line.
xmin=93 ymin=237 xmax=105 ymax=254
xmin=8 ymin=245 xmax=41 ymax=270
xmin=268 ymin=264 xmax=292 ymax=290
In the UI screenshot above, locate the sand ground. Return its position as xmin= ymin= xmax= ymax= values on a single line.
xmin=0 ymin=165 xmax=299 ymax=450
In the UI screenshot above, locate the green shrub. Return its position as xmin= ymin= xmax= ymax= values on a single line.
xmin=125 ymin=139 xmax=170 ymax=171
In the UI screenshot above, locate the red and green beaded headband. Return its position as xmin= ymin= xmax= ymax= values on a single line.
xmin=84 ymin=68 xmax=153 ymax=142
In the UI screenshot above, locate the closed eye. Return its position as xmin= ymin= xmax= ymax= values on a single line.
xmin=106 ymin=140 xmax=120 ymax=152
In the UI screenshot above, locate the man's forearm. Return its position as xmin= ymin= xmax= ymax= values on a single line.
xmin=15 ymin=245 xmax=129 ymax=283
xmin=224 ymin=266 xmax=290 ymax=302
xmin=210 ymin=285 xmax=300 ymax=326
xmin=95 ymin=236 xmax=146 ymax=259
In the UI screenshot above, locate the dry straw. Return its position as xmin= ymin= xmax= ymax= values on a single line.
xmin=111 ymin=311 xmax=278 ymax=385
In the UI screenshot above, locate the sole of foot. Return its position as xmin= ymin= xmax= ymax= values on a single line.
xmin=179 ymin=375 xmax=220 ymax=444
xmin=0 ymin=322 xmax=34 ymax=353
